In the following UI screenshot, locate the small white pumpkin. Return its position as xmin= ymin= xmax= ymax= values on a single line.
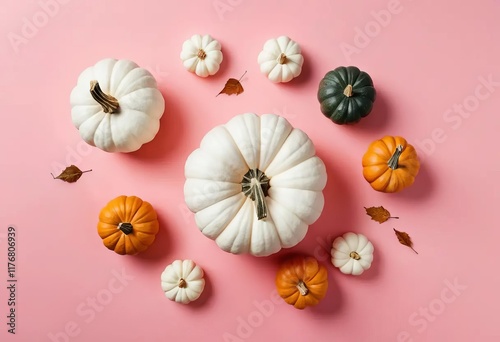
xmin=161 ymin=260 xmax=205 ymax=304
xmin=257 ymin=36 xmax=304 ymax=83
xmin=184 ymin=113 xmax=327 ymax=257
xmin=70 ymin=58 xmax=165 ymax=153
xmin=180 ymin=34 xmax=223 ymax=77
xmin=331 ymin=232 xmax=374 ymax=276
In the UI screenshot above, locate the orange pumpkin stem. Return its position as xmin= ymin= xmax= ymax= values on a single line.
xmin=278 ymin=53 xmax=287 ymax=64
xmin=178 ymin=278 xmax=187 ymax=288
xmin=343 ymin=84 xmax=353 ymax=97
xmin=118 ymin=222 xmax=133 ymax=235
xmin=90 ymin=80 xmax=120 ymax=114
xmin=387 ymin=145 xmax=404 ymax=170
xmin=296 ymin=281 xmax=309 ymax=296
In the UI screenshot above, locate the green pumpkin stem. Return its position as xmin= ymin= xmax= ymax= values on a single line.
xmin=387 ymin=145 xmax=404 ymax=170
xmin=242 ymin=169 xmax=270 ymax=220
xmin=343 ymin=84 xmax=353 ymax=97
xmin=118 ymin=222 xmax=133 ymax=235
xmin=296 ymin=281 xmax=309 ymax=296
xmin=90 ymin=80 xmax=119 ymax=114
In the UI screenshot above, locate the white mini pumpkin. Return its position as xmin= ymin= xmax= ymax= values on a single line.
xmin=184 ymin=113 xmax=327 ymax=257
xmin=161 ymin=260 xmax=205 ymax=304
xmin=70 ymin=58 xmax=165 ymax=153
xmin=257 ymin=36 xmax=304 ymax=83
xmin=180 ymin=34 xmax=223 ymax=77
xmin=331 ymin=232 xmax=374 ymax=275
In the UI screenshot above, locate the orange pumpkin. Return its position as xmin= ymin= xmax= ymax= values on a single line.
xmin=362 ymin=136 xmax=420 ymax=193
xmin=97 ymin=195 xmax=159 ymax=255
xmin=275 ymin=255 xmax=328 ymax=309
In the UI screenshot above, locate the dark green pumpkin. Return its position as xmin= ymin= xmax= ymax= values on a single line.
xmin=317 ymin=66 xmax=376 ymax=125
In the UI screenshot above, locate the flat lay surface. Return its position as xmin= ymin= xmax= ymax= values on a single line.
xmin=0 ymin=0 xmax=499 ymax=341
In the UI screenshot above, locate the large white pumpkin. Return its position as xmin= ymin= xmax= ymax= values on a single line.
xmin=70 ymin=58 xmax=165 ymax=153
xmin=184 ymin=113 xmax=327 ymax=257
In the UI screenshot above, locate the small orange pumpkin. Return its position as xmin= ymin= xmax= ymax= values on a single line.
xmin=97 ymin=195 xmax=159 ymax=255
xmin=362 ymin=136 xmax=420 ymax=193
xmin=275 ymin=255 xmax=328 ymax=309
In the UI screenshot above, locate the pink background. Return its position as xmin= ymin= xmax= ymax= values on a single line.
xmin=1 ymin=0 xmax=499 ymax=341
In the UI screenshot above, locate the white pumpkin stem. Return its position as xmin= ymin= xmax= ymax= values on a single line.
xmin=350 ymin=251 xmax=361 ymax=260
xmin=343 ymin=84 xmax=353 ymax=97
xmin=278 ymin=53 xmax=287 ymax=64
xmin=296 ymin=281 xmax=309 ymax=296
xmin=197 ymin=49 xmax=207 ymax=60
xmin=178 ymin=278 xmax=187 ymax=288
xmin=118 ymin=222 xmax=133 ymax=235
xmin=90 ymin=80 xmax=120 ymax=114
xmin=387 ymin=145 xmax=404 ymax=170
xmin=242 ymin=169 xmax=270 ymax=220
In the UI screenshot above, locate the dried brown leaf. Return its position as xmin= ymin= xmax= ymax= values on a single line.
xmin=365 ymin=206 xmax=399 ymax=224
xmin=51 ymin=165 xmax=92 ymax=183
xmin=393 ymin=228 xmax=418 ymax=254
xmin=217 ymin=71 xmax=246 ymax=96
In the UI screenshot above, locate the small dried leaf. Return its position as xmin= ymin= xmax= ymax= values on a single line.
xmin=393 ymin=228 xmax=418 ymax=254
xmin=51 ymin=165 xmax=92 ymax=183
xmin=365 ymin=206 xmax=399 ymax=224
xmin=217 ymin=71 xmax=246 ymax=96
